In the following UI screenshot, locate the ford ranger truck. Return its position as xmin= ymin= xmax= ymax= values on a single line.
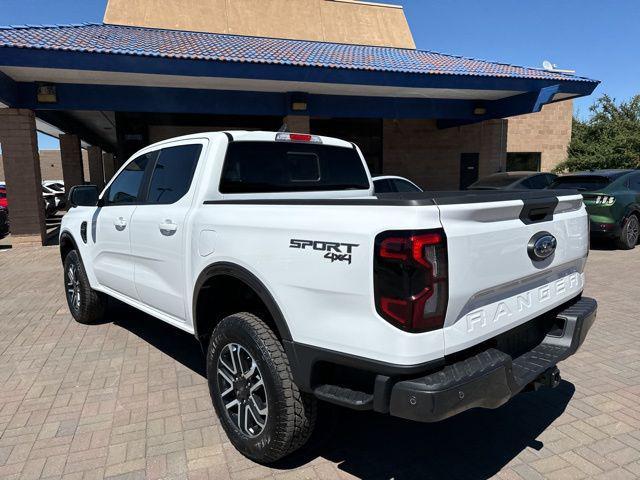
xmin=60 ymin=131 xmax=596 ymax=463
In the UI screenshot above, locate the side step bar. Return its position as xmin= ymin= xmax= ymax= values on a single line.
xmin=313 ymin=384 xmax=373 ymax=410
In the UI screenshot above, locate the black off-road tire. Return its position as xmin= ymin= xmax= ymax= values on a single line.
xmin=616 ymin=214 xmax=639 ymax=250
xmin=207 ymin=312 xmax=317 ymax=463
xmin=63 ymin=250 xmax=107 ymax=324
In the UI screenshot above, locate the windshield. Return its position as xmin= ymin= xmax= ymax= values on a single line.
xmin=549 ymin=176 xmax=612 ymax=191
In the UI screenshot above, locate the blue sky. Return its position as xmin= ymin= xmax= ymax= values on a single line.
xmin=1 ymin=0 xmax=638 ymax=149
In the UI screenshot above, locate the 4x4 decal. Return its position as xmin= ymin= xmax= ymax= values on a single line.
xmin=289 ymin=239 xmax=359 ymax=265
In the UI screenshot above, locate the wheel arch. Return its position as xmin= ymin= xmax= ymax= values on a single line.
xmin=59 ymin=230 xmax=80 ymax=263
xmin=192 ymin=262 xmax=293 ymax=347
xmin=621 ymin=203 xmax=640 ymax=224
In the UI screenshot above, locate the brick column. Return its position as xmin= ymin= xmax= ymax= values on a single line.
xmin=0 ymin=109 xmax=46 ymax=246
xmin=283 ymin=115 xmax=310 ymax=134
xmin=87 ymin=146 xmax=105 ymax=190
xmin=102 ymin=152 xmax=116 ymax=184
xmin=60 ymin=134 xmax=85 ymax=191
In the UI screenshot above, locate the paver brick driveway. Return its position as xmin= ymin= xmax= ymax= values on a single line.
xmin=0 ymin=245 xmax=639 ymax=480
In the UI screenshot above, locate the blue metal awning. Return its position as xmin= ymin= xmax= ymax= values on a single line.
xmin=0 ymin=23 xmax=599 ymax=124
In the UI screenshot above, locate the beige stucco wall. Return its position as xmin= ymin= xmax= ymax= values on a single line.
xmin=0 ymin=150 xmax=89 ymax=183
xmin=104 ymin=0 xmax=415 ymax=48
xmin=506 ymin=100 xmax=573 ymax=172
xmin=382 ymin=119 xmax=507 ymax=190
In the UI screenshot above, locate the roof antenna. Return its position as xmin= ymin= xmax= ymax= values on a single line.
xmin=278 ymin=123 xmax=289 ymax=133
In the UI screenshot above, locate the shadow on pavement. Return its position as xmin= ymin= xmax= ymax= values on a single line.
xmin=285 ymin=381 xmax=573 ymax=479
xmin=107 ymin=299 xmax=207 ymax=377
xmin=107 ymin=300 xmax=574 ymax=480
xmin=589 ymin=238 xmax=620 ymax=251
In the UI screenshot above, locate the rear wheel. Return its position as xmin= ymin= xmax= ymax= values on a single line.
xmin=207 ymin=312 xmax=316 ymax=463
xmin=63 ymin=250 xmax=106 ymax=324
xmin=617 ymin=214 xmax=639 ymax=250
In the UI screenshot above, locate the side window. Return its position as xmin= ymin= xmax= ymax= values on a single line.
xmin=544 ymin=174 xmax=557 ymax=187
xmin=522 ymin=175 xmax=547 ymax=189
xmin=146 ymin=144 xmax=203 ymax=204
xmin=104 ymin=152 xmax=156 ymax=205
xmin=393 ymin=179 xmax=421 ymax=193
xmin=374 ymin=179 xmax=395 ymax=193
xmin=628 ymin=174 xmax=640 ymax=190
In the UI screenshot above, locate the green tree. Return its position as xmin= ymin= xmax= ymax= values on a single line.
xmin=555 ymin=94 xmax=640 ymax=172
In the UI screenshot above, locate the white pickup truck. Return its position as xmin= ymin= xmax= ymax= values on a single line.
xmin=60 ymin=131 xmax=597 ymax=463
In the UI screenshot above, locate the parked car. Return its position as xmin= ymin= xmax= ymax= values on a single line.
xmin=550 ymin=169 xmax=640 ymax=249
xmin=60 ymin=131 xmax=596 ymax=463
xmin=42 ymin=182 xmax=66 ymax=211
xmin=42 ymin=189 xmax=58 ymax=217
xmin=468 ymin=171 xmax=557 ymax=190
xmin=372 ymin=175 xmax=422 ymax=193
xmin=43 ymin=180 xmax=65 ymax=194
xmin=0 ymin=185 xmax=58 ymax=217
xmin=0 ymin=206 xmax=8 ymax=238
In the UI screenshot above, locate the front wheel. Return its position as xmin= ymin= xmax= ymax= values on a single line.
xmin=63 ymin=250 xmax=106 ymax=324
xmin=207 ymin=313 xmax=316 ymax=463
xmin=617 ymin=214 xmax=639 ymax=250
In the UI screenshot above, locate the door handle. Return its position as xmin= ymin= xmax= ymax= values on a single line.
xmin=114 ymin=217 xmax=127 ymax=231
xmin=159 ymin=220 xmax=178 ymax=236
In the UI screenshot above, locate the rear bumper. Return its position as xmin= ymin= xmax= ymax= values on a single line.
xmin=287 ymin=296 xmax=596 ymax=423
xmin=590 ymin=220 xmax=620 ymax=238
xmin=389 ymin=297 xmax=596 ymax=422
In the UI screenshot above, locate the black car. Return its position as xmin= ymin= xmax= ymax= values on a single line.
xmin=468 ymin=171 xmax=558 ymax=190
xmin=0 ymin=206 xmax=9 ymax=238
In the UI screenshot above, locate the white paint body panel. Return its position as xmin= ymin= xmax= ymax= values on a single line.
xmin=61 ymin=131 xmax=589 ymax=367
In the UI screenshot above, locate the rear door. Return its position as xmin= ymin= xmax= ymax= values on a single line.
xmin=437 ymin=192 xmax=588 ymax=355
xmin=130 ymin=140 xmax=206 ymax=322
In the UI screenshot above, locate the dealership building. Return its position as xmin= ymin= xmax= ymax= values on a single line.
xmin=0 ymin=0 xmax=598 ymax=245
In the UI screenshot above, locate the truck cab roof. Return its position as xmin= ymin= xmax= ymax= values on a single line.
xmin=146 ymin=130 xmax=355 ymax=150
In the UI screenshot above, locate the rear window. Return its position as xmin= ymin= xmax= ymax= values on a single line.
xmin=550 ymin=176 xmax=612 ymax=191
xmin=219 ymin=141 xmax=370 ymax=193
xmin=470 ymin=174 xmax=525 ymax=188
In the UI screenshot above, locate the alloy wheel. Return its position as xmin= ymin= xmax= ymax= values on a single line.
xmin=217 ymin=343 xmax=268 ymax=437
xmin=628 ymin=215 xmax=639 ymax=246
xmin=66 ymin=263 xmax=81 ymax=311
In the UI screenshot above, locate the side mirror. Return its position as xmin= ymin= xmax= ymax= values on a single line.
xmin=68 ymin=185 xmax=99 ymax=208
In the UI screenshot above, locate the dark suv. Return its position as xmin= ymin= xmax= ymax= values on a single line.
xmin=550 ymin=169 xmax=640 ymax=249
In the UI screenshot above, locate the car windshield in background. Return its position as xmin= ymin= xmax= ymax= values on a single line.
xmin=550 ymin=176 xmax=612 ymax=191
xmin=220 ymin=141 xmax=370 ymax=193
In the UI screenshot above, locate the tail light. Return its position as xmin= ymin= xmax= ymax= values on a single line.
xmin=374 ymin=229 xmax=448 ymax=333
xmin=595 ymin=195 xmax=615 ymax=206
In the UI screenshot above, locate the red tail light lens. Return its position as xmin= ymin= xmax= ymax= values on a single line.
xmin=374 ymin=230 xmax=448 ymax=333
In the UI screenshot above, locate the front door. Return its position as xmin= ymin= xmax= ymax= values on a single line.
xmin=459 ymin=153 xmax=479 ymax=190
xmin=92 ymin=151 xmax=156 ymax=299
xmin=130 ymin=141 xmax=205 ymax=322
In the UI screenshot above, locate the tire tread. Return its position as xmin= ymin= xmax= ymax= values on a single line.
xmin=208 ymin=312 xmax=316 ymax=463
xmin=64 ymin=250 xmax=106 ymax=324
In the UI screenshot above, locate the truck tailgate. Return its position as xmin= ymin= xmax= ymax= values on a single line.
xmin=436 ymin=191 xmax=588 ymax=355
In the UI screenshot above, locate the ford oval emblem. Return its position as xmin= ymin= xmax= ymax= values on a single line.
xmin=528 ymin=232 xmax=557 ymax=261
